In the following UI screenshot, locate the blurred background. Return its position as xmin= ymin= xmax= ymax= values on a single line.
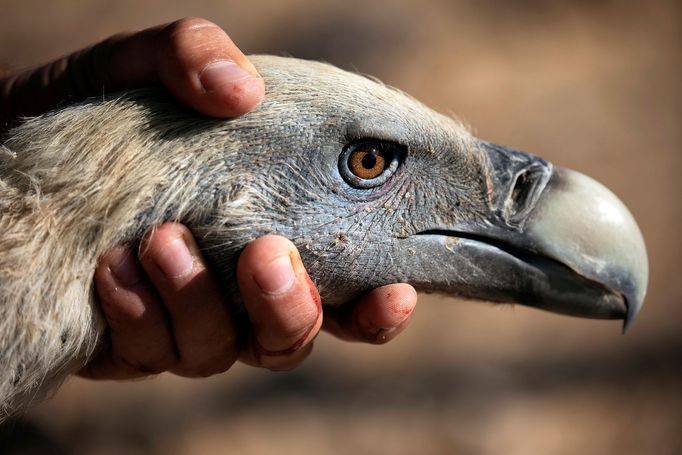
xmin=0 ymin=0 xmax=679 ymax=453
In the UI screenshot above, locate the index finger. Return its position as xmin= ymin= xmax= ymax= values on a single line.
xmin=0 ymin=17 xmax=264 ymax=128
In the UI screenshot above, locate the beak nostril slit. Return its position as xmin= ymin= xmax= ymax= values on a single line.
xmin=511 ymin=170 xmax=533 ymax=209
xmin=504 ymin=164 xmax=551 ymax=228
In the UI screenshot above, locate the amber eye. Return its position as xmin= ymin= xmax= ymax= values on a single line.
xmin=348 ymin=146 xmax=387 ymax=179
xmin=339 ymin=140 xmax=403 ymax=188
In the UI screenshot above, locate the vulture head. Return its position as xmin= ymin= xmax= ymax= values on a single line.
xmin=182 ymin=56 xmax=648 ymax=328
xmin=0 ymin=55 xmax=648 ymax=417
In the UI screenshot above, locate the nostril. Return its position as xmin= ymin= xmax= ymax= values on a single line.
xmin=511 ymin=170 xmax=533 ymax=212
xmin=505 ymin=164 xmax=550 ymax=227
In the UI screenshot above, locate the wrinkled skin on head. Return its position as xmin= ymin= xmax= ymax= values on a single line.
xmin=190 ymin=57 xmax=494 ymax=305
xmin=173 ymin=56 xmax=646 ymax=323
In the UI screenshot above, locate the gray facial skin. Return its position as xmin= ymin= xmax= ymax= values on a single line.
xmin=177 ymin=56 xmax=647 ymax=330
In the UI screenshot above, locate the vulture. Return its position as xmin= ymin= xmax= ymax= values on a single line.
xmin=0 ymin=56 xmax=648 ymax=418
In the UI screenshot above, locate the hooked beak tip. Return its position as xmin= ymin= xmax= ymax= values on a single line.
xmin=622 ymin=294 xmax=644 ymax=333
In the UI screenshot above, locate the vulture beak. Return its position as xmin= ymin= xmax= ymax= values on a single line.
xmin=413 ymin=142 xmax=648 ymax=330
xmin=522 ymin=165 xmax=648 ymax=331
xmin=485 ymin=142 xmax=648 ymax=330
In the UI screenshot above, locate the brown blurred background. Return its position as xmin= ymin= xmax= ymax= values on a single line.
xmin=0 ymin=0 xmax=680 ymax=453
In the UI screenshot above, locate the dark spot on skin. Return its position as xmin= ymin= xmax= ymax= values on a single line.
xmin=399 ymin=307 xmax=412 ymax=316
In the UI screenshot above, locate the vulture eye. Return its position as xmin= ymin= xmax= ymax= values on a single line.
xmin=339 ymin=140 xmax=403 ymax=188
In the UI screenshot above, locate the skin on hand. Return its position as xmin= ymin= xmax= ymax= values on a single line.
xmin=0 ymin=17 xmax=263 ymax=128
xmin=0 ymin=18 xmax=418 ymax=380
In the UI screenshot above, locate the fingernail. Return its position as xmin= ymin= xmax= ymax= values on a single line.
xmin=110 ymin=250 xmax=143 ymax=286
xmin=199 ymin=60 xmax=256 ymax=92
xmin=253 ymin=254 xmax=295 ymax=295
xmin=154 ymin=237 xmax=194 ymax=279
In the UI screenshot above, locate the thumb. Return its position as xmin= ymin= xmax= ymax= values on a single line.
xmin=156 ymin=17 xmax=264 ymax=118
xmin=0 ymin=17 xmax=264 ymax=131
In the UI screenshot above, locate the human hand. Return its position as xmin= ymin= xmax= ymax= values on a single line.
xmin=0 ymin=18 xmax=418 ymax=379
xmin=0 ymin=17 xmax=263 ymax=129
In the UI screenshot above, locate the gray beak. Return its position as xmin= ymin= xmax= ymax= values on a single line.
xmin=476 ymin=142 xmax=648 ymax=330
xmin=523 ymin=166 xmax=648 ymax=330
xmin=407 ymin=143 xmax=648 ymax=330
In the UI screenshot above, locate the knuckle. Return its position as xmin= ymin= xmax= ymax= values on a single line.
xmin=95 ymin=276 xmax=118 ymax=304
xmin=273 ymin=292 xmax=320 ymax=333
xmin=116 ymin=354 xmax=173 ymax=376
xmin=161 ymin=18 xmax=224 ymax=58
xmin=166 ymin=17 xmax=218 ymax=36
xmin=263 ymin=344 xmax=313 ymax=372
xmin=179 ymin=352 xmax=238 ymax=378
xmin=96 ymin=278 xmax=148 ymax=321
xmin=270 ymin=317 xmax=315 ymax=347
xmin=196 ymin=357 xmax=236 ymax=377
xmin=175 ymin=333 xmax=239 ymax=377
xmin=96 ymin=287 xmax=140 ymax=323
xmin=254 ymin=294 xmax=321 ymax=352
xmin=67 ymin=41 xmax=111 ymax=97
xmin=286 ymin=323 xmax=314 ymax=344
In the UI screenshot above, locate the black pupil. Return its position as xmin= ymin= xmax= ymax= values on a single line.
xmin=361 ymin=150 xmax=378 ymax=169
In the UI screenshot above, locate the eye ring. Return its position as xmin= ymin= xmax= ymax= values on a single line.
xmin=339 ymin=140 xmax=403 ymax=189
